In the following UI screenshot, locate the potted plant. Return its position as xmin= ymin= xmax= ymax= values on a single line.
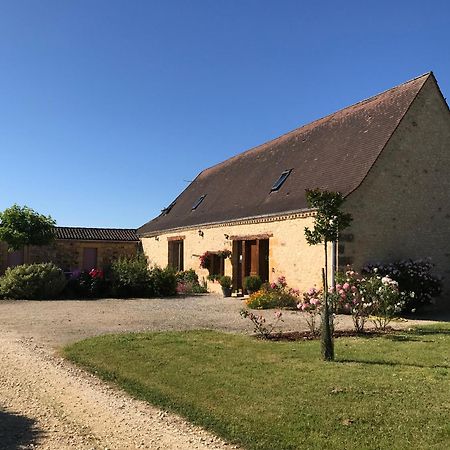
xmin=243 ymin=275 xmax=262 ymax=294
xmin=219 ymin=275 xmax=232 ymax=297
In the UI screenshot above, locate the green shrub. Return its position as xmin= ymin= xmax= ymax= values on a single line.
xmin=110 ymin=253 xmax=151 ymax=298
xmin=0 ymin=262 xmax=66 ymax=300
xmin=149 ymin=266 xmax=178 ymax=297
xmin=243 ymin=275 xmax=262 ymax=293
xmin=245 ymin=276 xmax=299 ymax=309
xmin=219 ymin=276 xmax=232 ymax=289
xmin=176 ymin=269 xmax=208 ymax=294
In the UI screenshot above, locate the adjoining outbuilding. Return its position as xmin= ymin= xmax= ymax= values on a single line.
xmin=138 ymin=72 xmax=450 ymax=310
xmin=0 ymin=227 xmax=140 ymax=274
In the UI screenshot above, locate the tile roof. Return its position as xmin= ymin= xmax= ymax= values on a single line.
xmin=138 ymin=73 xmax=435 ymax=236
xmin=56 ymin=227 xmax=139 ymax=242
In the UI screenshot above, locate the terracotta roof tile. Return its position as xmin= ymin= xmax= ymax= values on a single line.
xmin=138 ymin=73 xmax=433 ymax=236
xmin=56 ymin=227 xmax=139 ymax=242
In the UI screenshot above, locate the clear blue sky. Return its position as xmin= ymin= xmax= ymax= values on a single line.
xmin=1 ymin=1 xmax=449 ymax=228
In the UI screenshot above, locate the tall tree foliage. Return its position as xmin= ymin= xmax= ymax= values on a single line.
xmin=0 ymin=205 xmax=56 ymax=251
xmin=304 ymin=189 xmax=352 ymax=361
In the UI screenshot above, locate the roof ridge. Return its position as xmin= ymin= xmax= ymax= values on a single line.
xmin=138 ymin=71 xmax=437 ymax=235
xmin=199 ymin=72 xmax=432 ymax=177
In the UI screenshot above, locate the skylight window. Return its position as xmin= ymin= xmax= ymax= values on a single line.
xmin=192 ymin=194 xmax=206 ymax=210
xmin=161 ymin=201 xmax=176 ymax=215
xmin=271 ymin=169 xmax=292 ymax=192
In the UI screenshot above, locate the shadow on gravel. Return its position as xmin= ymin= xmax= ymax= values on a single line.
xmin=0 ymin=409 xmax=42 ymax=449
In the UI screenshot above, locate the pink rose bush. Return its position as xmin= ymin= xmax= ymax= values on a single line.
xmin=240 ymin=308 xmax=283 ymax=339
xmin=331 ymin=267 xmax=407 ymax=331
xmin=297 ymin=287 xmax=322 ymax=335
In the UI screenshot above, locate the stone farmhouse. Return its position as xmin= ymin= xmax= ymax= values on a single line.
xmin=138 ymin=72 xmax=450 ymax=307
xmin=0 ymin=227 xmax=139 ymax=274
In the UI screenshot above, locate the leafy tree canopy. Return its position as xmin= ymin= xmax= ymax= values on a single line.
xmin=0 ymin=204 xmax=56 ymax=250
xmin=304 ymin=189 xmax=352 ymax=245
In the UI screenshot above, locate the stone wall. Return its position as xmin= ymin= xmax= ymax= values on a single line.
xmin=343 ymin=76 xmax=450 ymax=309
xmin=0 ymin=240 xmax=139 ymax=273
xmin=141 ymin=213 xmax=329 ymax=294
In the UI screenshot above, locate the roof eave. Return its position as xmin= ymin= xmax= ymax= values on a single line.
xmin=138 ymin=207 xmax=316 ymax=238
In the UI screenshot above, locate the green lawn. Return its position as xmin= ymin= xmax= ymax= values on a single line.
xmin=64 ymin=325 xmax=450 ymax=450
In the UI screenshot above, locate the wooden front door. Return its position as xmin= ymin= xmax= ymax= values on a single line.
xmin=232 ymin=238 xmax=269 ymax=290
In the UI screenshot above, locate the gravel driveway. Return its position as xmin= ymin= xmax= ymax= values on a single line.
xmin=0 ymin=294 xmax=441 ymax=449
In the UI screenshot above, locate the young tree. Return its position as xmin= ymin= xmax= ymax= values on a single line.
xmin=304 ymin=189 xmax=352 ymax=361
xmin=0 ymin=204 xmax=56 ymax=251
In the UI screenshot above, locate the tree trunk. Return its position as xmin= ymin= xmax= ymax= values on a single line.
xmin=321 ymin=244 xmax=334 ymax=361
xmin=331 ymin=240 xmax=337 ymax=289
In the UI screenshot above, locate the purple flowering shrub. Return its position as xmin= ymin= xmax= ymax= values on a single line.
xmin=362 ymin=259 xmax=441 ymax=311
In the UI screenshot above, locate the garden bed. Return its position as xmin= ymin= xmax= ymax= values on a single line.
xmin=264 ymin=327 xmax=396 ymax=341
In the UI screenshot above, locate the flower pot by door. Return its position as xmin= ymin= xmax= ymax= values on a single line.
xmin=222 ymin=287 xmax=232 ymax=297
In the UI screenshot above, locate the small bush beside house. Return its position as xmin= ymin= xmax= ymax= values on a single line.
xmin=246 ymin=276 xmax=299 ymax=309
xmin=243 ymin=275 xmax=262 ymax=294
xmin=110 ymin=253 xmax=152 ymax=298
xmin=176 ymin=269 xmax=208 ymax=295
xmin=148 ymin=266 xmax=178 ymax=297
xmin=0 ymin=262 xmax=66 ymax=300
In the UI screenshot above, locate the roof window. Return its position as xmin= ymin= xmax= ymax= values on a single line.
xmin=192 ymin=195 xmax=206 ymax=210
xmin=271 ymin=169 xmax=292 ymax=192
xmin=161 ymin=201 xmax=176 ymax=215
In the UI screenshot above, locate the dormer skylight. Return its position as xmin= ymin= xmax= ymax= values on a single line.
xmin=161 ymin=201 xmax=176 ymax=215
xmin=271 ymin=169 xmax=292 ymax=192
xmin=192 ymin=194 xmax=206 ymax=210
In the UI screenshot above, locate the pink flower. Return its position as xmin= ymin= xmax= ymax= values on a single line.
xmin=343 ymin=282 xmax=350 ymax=290
xmin=351 ymin=286 xmax=358 ymax=292
xmin=336 ymin=284 xmax=342 ymax=291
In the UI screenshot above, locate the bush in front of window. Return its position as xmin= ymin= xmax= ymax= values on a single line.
xmin=110 ymin=253 xmax=151 ymax=298
xmin=149 ymin=266 xmax=178 ymax=297
xmin=0 ymin=262 xmax=67 ymax=300
xmin=176 ymin=269 xmax=208 ymax=294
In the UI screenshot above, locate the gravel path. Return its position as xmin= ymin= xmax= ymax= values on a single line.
xmin=0 ymin=294 xmax=442 ymax=449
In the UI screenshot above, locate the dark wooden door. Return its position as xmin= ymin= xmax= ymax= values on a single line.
xmin=232 ymin=238 xmax=270 ymax=290
xmin=83 ymin=248 xmax=98 ymax=271
xmin=168 ymin=240 xmax=184 ymax=271
xmin=258 ymin=239 xmax=269 ymax=283
xmin=245 ymin=240 xmax=258 ymax=276
xmin=7 ymin=248 xmax=24 ymax=268
xmin=232 ymin=240 xmax=242 ymax=291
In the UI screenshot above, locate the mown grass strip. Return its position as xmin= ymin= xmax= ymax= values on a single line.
xmin=64 ymin=325 xmax=450 ymax=450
